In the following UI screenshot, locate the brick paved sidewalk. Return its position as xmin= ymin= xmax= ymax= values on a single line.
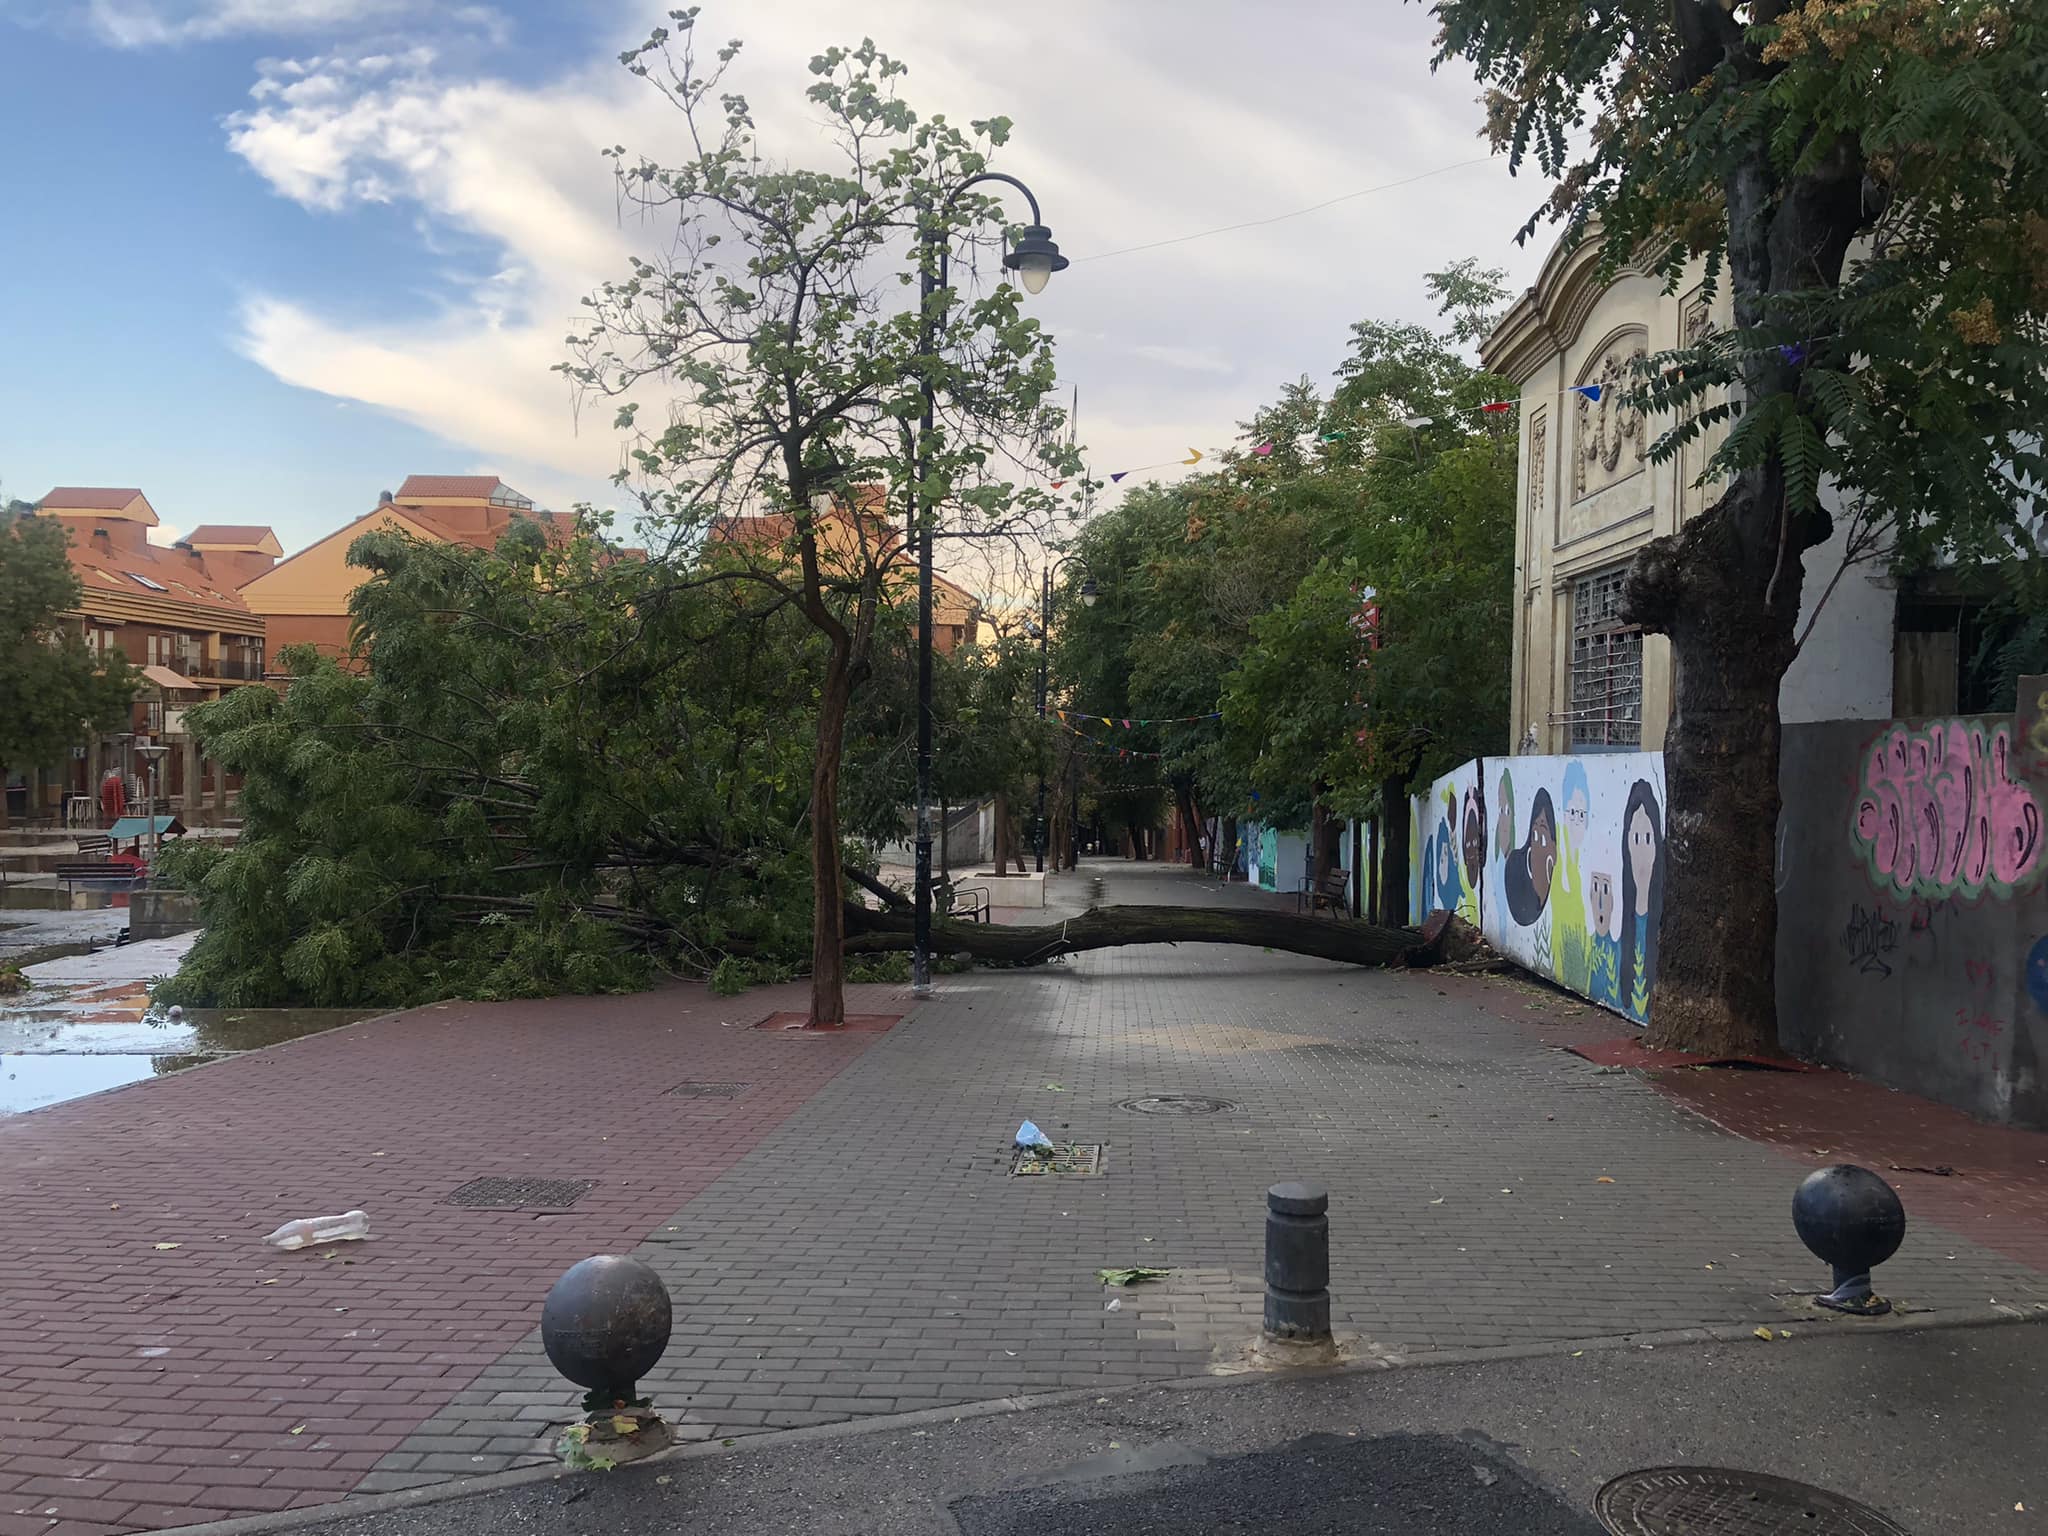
xmin=4 ymin=858 xmax=2045 ymax=1535
xmin=0 ymin=979 xmax=904 ymax=1535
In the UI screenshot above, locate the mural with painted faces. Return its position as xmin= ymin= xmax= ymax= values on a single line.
xmin=1495 ymin=769 xmax=1515 ymax=854
xmin=1561 ymin=760 xmax=1591 ymax=847
xmin=1462 ymin=785 xmax=1487 ymax=889
xmin=1503 ymin=788 xmax=1557 ymax=926
xmin=1589 ymin=871 xmax=1616 ymax=935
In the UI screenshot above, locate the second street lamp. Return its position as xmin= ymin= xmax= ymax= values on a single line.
xmin=912 ymin=173 xmax=1066 ymax=997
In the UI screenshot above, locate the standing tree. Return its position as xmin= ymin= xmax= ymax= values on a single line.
xmin=1432 ymin=1 xmax=2048 ymax=1052
xmin=564 ymin=17 xmax=1069 ymax=1023
xmin=0 ymin=507 xmax=136 ymax=829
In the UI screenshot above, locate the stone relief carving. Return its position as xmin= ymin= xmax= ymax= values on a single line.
xmin=1525 ymin=409 xmax=1547 ymax=588
xmin=1678 ymin=293 xmax=1723 ymax=522
xmin=1573 ymin=331 xmax=1648 ymax=501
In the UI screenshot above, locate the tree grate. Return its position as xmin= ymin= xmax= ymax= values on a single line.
xmin=1011 ymin=1143 xmax=1104 ymax=1177
xmin=664 ymin=1081 xmax=750 ymax=1098
xmin=444 ymin=1176 xmax=597 ymax=1210
xmin=1595 ymin=1467 xmax=1909 ymax=1534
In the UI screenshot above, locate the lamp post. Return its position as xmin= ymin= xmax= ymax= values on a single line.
xmin=1035 ymin=563 xmax=1095 ymax=873
xmin=912 ymin=173 xmax=1068 ymax=997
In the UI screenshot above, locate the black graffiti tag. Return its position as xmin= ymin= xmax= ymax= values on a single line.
xmin=1842 ymin=903 xmax=1899 ymax=978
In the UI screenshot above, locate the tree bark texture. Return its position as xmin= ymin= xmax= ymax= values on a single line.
xmin=1377 ymin=778 xmax=1409 ymax=927
xmin=1623 ymin=485 xmax=1803 ymax=1056
xmin=843 ymin=900 xmax=1415 ymax=968
xmin=807 ymin=643 xmax=853 ymax=1026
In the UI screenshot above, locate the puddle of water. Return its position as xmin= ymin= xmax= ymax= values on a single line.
xmin=0 ymin=986 xmax=379 ymax=1116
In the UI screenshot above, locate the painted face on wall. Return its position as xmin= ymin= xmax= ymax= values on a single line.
xmin=1529 ymin=802 xmax=1556 ymax=902
xmin=1436 ymin=820 xmax=1456 ymax=898
xmin=1628 ymin=805 xmax=1656 ymax=914
xmin=1589 ymin=871 xmax=1615 ymax=933
xmin=1565 ymin=787 xmax=1589 ymax=844
xmin=1495 ymin=772 xmax=1514 ymax=853
xmin=1462 ymin=794 xmax=1486 ymax=885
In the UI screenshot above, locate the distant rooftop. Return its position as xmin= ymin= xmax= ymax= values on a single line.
xmin=395 ymin=474 xmax=533 ymax=508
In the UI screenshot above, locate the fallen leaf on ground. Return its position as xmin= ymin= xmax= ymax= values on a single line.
xmin=1096 ymin=1266 xmax=1174 ymax=1287
xmin=261 ymin=1278 xmax=279 ymax=1285
xmin=656 ymin=1475 xmax=672 ymax=1486
xmin=1429 ymin=1198 xmax=1446 ymax=1206
xmin=1043 ymin=1083 xmax=1066 ymax=1092
xmin=1570 ymin=1351 xmax=1584 ymax=1358
xmin=1752 ymin=1327 xmax=1775 ymax=1341
xmin=611 ymin=1416 xmax=640 ymax=1436
xmin=1596 ymin=1176 xmax=1616 ymax=1184
xmin=152 ymin=1242 xmax=180 ymax=1251
xmin=289 ymin=1425 xmax=306 ymax=1435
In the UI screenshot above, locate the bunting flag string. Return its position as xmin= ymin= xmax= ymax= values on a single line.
xmin=1052 ymin=708 xmax=1222 ymax=729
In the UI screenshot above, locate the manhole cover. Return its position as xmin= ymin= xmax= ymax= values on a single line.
xmin=1118 ymin=1095 xmax=1239 ymax=1116
xmin=445 ymin=1176 xmax=597 ymax=1210
xmin=1596 ymin=1468 xmax=1910 ymax=1534
xmin=664 ymin=1081 xmax=749 ymax=1098
xmin=1011 ymin=1143 xmax=1104 ymax=1176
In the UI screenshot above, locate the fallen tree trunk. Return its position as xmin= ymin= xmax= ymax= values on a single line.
xmin=842 ymin=901 xmax=1417 ymax=968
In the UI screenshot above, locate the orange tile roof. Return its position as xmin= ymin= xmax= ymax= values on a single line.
xmin=40 ymin=486 xmax=147 ymax=510
xmin=57 ymin=523 xmax=258 ymax=622
xmin=185 ymin=524 xmax=277 ymax=545
xmin=400 ymin=505 xmax=577 ymax=549
xmin=396 ymin=474 xmax=522 ymax=501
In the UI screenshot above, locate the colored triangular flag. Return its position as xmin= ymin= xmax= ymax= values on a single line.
xmin=1101 ymin=717 xmax=1113 ymax=727
xmin=1480 ymin=401 xmax=1513 ymax=414
xmin=1253 ymin=441 xmax=1274 ymax=455
xmin=1110 ymin=471 xmax=1128 ymax=483
xmin=1122 ymin=719 xmax=1133 ymax=729
xmin=1571 ymin=384 xmax=1602 ymax=403
xmin=1050 ymin=479 xmax=1065 ymax=489
xmin=1182 ymin=448 xmax=1203 ymax=465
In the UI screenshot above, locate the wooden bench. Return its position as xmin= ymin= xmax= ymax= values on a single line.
xmin=55 ymin=860 xmax=141 ymax=884
xmin=74 ymin=835 xmax=112 ymax=858
xmin=1298 ymin=866 xmax=1349 ymax=916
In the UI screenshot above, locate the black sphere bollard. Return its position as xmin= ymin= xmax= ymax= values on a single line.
xmin=541 ymin=1255 xmax=674 ymax=1410
xmin=1263 ymin=1182 xmax=1332 ymax=1342
xmin=1792 ymin=1164 xmax=1906 ymax=1316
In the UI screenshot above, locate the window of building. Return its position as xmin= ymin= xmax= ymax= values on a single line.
xmin=125 ymin=571 xmax=169 ymax=592
xmin=1568 ymin=565 xmax=1643 ymax=748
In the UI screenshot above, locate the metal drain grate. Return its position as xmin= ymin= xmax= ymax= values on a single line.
xmin=1595 ymin=1468 xmax=1909 ymax=1534
xmin=1117 ymin=1095 xmax=1239 ymax=1116
xmin=444 ymin=1176 xmax=597 ymax=1210
xmin=1011 ymin=1143 xmax=1104 ymax=1176
xmin=664 ymin=1081 xmax=750 ymax=1098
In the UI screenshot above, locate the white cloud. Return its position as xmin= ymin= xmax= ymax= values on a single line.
xmin=84 ymin=0 xmax=428 ymax=46
xmin=219 ymin=1 xmax=1553 ymax=512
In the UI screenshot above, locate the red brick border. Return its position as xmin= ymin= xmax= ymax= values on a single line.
xmin=0 ymin=979 xmax=905 ymax=1534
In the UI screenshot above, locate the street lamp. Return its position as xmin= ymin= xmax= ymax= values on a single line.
xmin=1034 ymin=559 xmax=1089 ymax=873
xmin=912 ymin=173 xmax=1067 ymax=998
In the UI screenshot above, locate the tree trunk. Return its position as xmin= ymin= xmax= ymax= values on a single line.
xmin=0 ymin=764 xmax=10 ymax=831
xmin=1218 ymin=815 xmax=1239 ymax=880
xmin=807 ymin=644 xmax=853 ymax=1026
xmin=1623 ymin=484 xmax=1806 ymax=1056
xmin=1377 ymin=777 xmax=1408 ymax=927
xmin=845 ymin=900 xmax=1416 ymax=967
xmin=1173 ymin=784 xmax=1204 ymax=869
xmin=939 ymin=793 xmax=951 ymax=882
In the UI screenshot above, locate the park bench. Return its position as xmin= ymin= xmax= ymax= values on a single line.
xmin=948 ymin=884 xmax=991 ymax=924
xmin=55 ymin=860 xmax=141 ymax=884
xmin=1298 ymin=865 xmax=1349 ymax=917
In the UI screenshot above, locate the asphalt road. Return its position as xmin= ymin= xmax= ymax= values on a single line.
xmin=243 ymin=1319 xmax=2046 ymax=1536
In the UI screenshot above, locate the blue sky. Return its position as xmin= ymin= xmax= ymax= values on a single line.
xmin=0 ymin=0 xmax=1547 ymax=577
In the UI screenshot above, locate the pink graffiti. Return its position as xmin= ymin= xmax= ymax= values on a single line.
xmin=1851 ymin=719 xmax=2043 ymax=900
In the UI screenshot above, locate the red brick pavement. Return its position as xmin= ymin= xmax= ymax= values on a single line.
xmin=1419 ymin=968 xmax=2048 ymax=1276
xmin=0 ymin=981 xmax=901 ymax=1535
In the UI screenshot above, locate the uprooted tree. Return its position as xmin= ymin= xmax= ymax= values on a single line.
xmin=1433 ymin=0 xmax=2048 ymax=1053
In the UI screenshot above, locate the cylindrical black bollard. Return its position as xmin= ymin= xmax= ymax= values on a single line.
xmin=1263 ymin=1181 xmax=1331 ymax=1342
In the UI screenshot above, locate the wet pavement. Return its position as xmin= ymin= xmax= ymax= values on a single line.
xmin=1 ymin=934 xmax=377 ymax=1116
xmin=0 ymin=880 xmax=135 ymax=964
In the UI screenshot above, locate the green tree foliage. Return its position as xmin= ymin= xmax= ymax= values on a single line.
xmin=0 ymin=507 xmax=137 ymax=827
xmin=1432 ymin=0 xmax=2048 ymax=1052
xmin=1057 ymin=274 xmax=1514 ymax=860
xmin=157 ymin=524 xmax=910 ymax=1008
xmin=561 ymin=15 xmax=1073 ymax=1021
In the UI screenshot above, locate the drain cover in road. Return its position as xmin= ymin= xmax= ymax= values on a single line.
xmin=953 ymin=1431 xmax=1597 ymax=1534
xmin=664 ymin=1080 xmax=749 ymax=1098
xmin=1011 ymin=1143 xmax=1103 ymax=1176
xmin=1118 ymin=1094 xmax=1239 ymax=1115
xmin=1595 ymin=1467 xmax=1909 ymax=1534
xmin=444 ymin=1176 xmax=597 ymax=1210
